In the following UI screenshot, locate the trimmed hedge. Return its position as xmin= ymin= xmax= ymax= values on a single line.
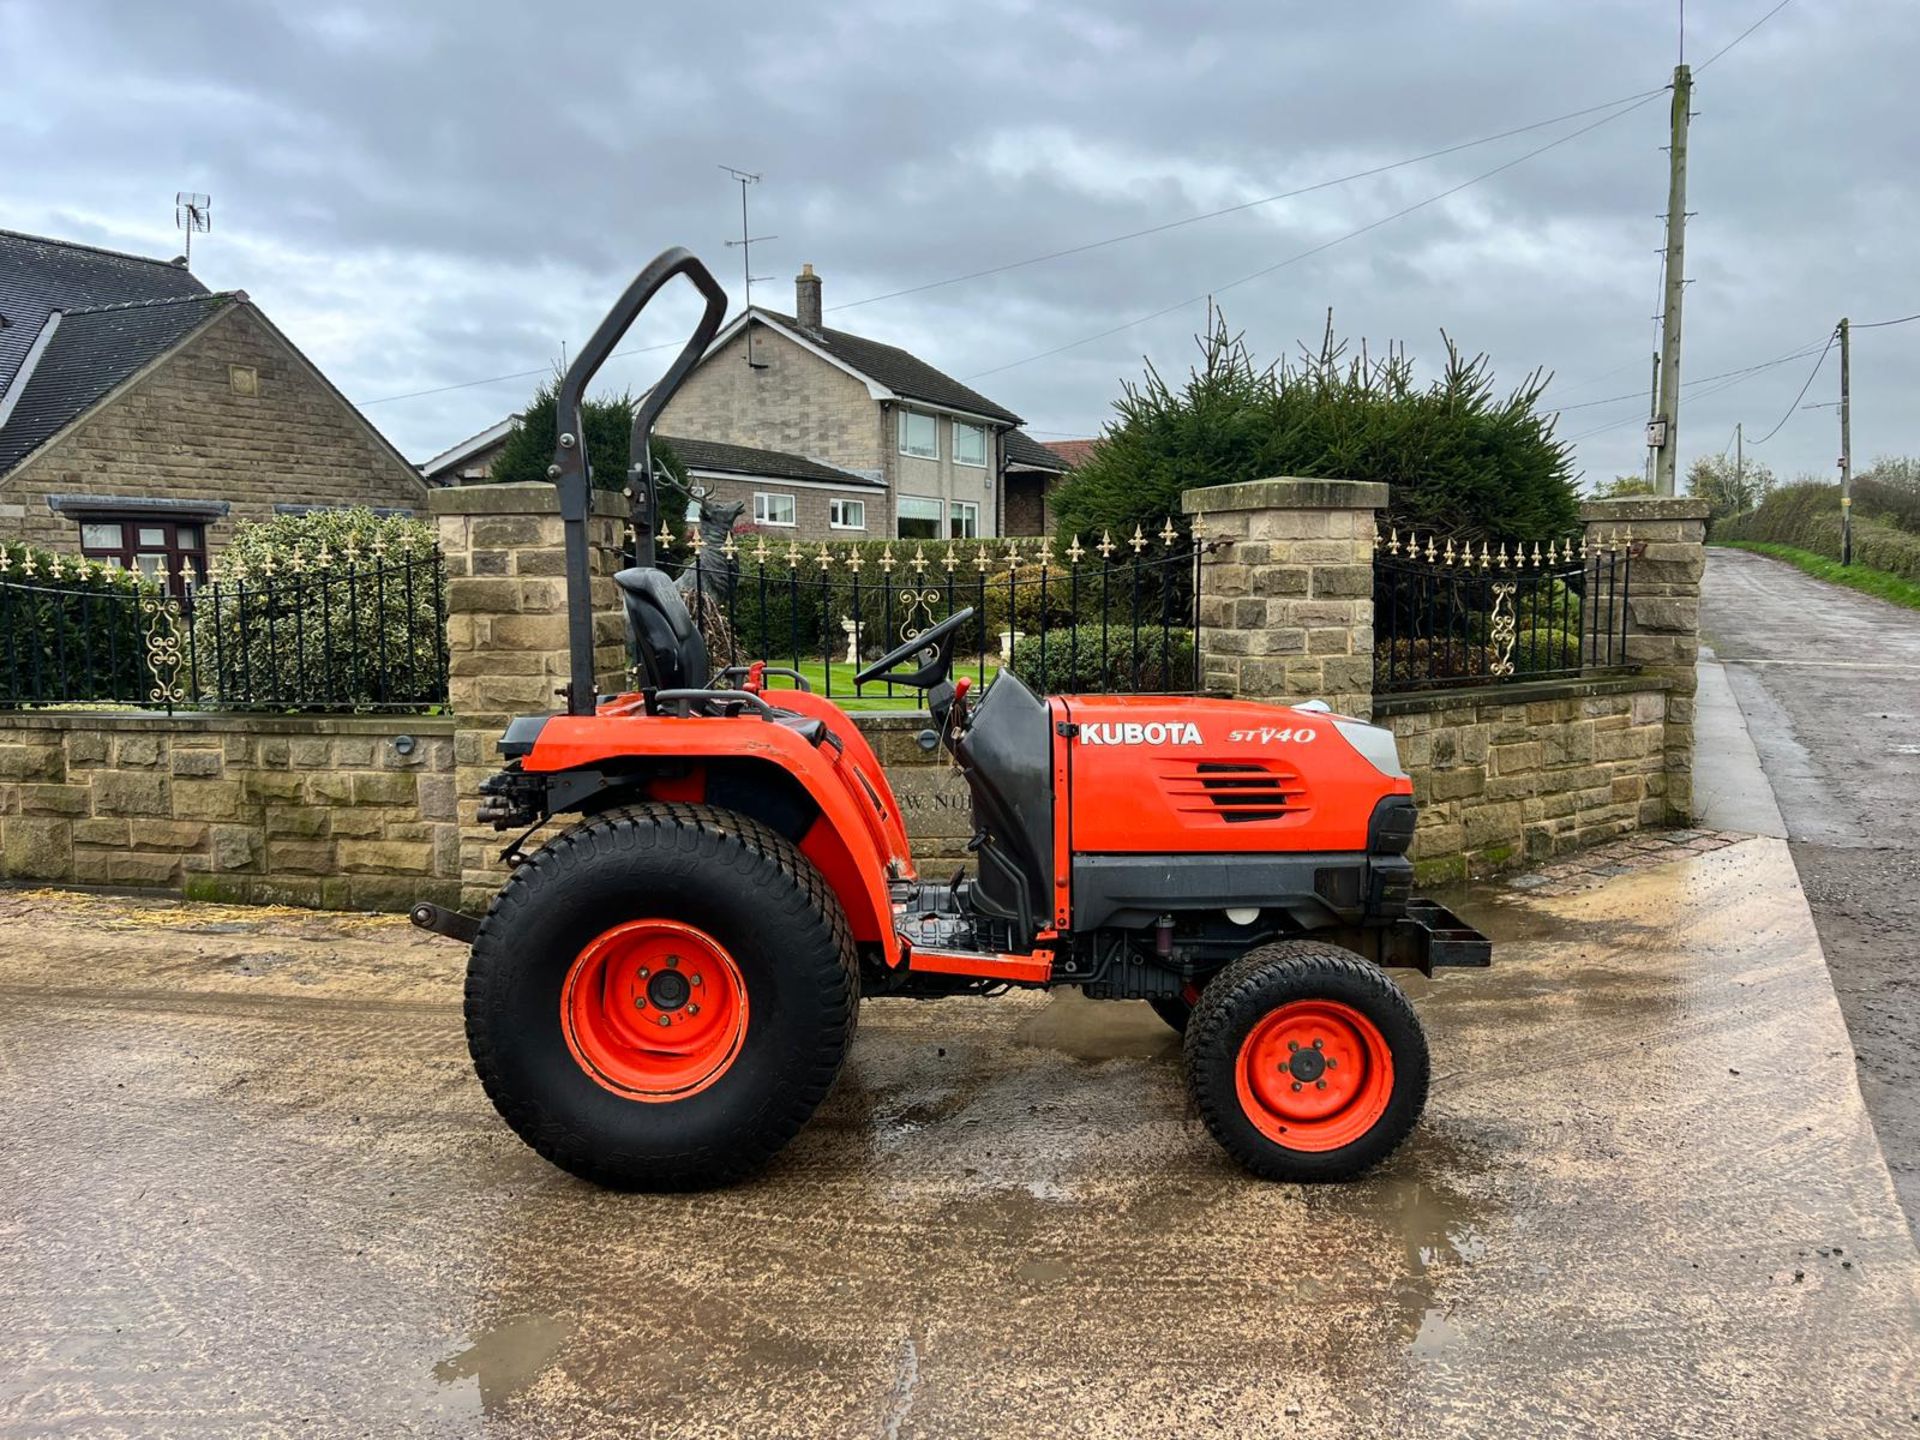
xmin=0 ymin=541 xmax=158 ymax=706
xmin=1007 ymin=624 xmax=1196 ymax=693
xmin=1718 ymin=482 xmax=1920 ymax=584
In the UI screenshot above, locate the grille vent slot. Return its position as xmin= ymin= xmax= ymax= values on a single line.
xmin=1188 ymin=762 xmax=1300 ymax=823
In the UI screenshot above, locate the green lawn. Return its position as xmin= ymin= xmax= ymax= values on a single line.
xmin=750 ymin=655 xmax=1003 ymax=712
xmin=1713 ymin=540 xmax=1920 ymax=613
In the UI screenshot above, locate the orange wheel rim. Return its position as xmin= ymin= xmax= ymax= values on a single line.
xmin=1234 ymin=1000 xmax=1394 ymax=1153
xmin=561 ymin=920 xmax=749 ymax=1102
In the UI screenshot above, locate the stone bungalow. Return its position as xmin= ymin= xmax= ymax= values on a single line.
xmin=0 ymin=230 xmax=426 ymax=587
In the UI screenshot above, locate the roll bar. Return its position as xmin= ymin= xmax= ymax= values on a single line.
xmin=549 ymin=247 xmax=729 ymax=715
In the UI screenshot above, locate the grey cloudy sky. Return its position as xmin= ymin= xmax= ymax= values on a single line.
xmin=3 ymin=0 xmax=1912 ymax=488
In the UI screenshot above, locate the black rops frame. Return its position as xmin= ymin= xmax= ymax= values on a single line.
xmin=548 ymin=247 xmax=729 ymax=716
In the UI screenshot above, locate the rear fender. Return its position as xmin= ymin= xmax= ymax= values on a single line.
xmin=523 ymin=715 xmax=903 ymax=964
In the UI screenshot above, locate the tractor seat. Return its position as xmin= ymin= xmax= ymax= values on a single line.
xmin=614 ymin=566 xmax=710 ymax=690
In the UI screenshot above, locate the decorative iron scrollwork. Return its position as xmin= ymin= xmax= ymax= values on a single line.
xmin=898 ymin=587 xmax=939 ymax=644
xmin=1487 ymin=582 xmax=1518 ymax=677
xmin=141 ymin=592 xmax=187 ymax=707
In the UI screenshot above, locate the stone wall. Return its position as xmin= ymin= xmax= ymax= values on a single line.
xmin=0 ymin=713 xmax=458 ymax=908
xmin=851 ymin=714 xmax=972 ymax=869
xmin=1 ymin=302 xmax=428 ymax=551
xmin=1376 ymin=676 xmax=1672 ymax=885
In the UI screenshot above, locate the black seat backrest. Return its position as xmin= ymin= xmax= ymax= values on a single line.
xmin=614 ymin=567 xmax=709 ymax=690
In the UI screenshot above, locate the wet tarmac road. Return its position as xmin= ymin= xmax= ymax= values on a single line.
xmin=2 ymin=841 xmax=1917 ymax=1437
xmin=1702 ymin=546 xmax=1920 ymax=1234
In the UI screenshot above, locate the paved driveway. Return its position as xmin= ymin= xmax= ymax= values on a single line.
xmin=1701 ymin=546 xmax=1920 ymax=1233
xmin=1 ymin=847 xmax=1915 ymax=1438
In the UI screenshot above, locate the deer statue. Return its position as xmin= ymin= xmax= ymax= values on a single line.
xmin=675 ymin=495 xmax=745 ymax=669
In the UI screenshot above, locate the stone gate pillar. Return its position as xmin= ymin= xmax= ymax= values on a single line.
xmin=1579 ymin=496 xmax=1709 ymax=824
xmin=1181 ymin=478 xmax=1387 ymax=720
xmin=431 ymin=483 xmax=627 ymax=910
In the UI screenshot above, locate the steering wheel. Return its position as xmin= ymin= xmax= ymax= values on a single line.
xmin=854 ymin=607 xmax=976 ymax=689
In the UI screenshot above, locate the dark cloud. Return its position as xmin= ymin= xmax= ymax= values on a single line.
xmin=2 ymin=0 xmax=1909 ymax=485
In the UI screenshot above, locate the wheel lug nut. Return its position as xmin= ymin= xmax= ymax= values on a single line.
xmin=1312 ymin=1038 xmax=1323 ymax=1050
xmin=688 ymin=1003 xmax=701 ymax=1016
xmin=1316 ymin=1080 xmax=1327 ymax=1090
xmin=690 ymin=974 xmax=703 ymax=987
xmin=1291 ymin=1081 xmax=1303 ymax=1092
xmin=667 ymin=955 xmax=681 ymax=969
xmin=656 ymin=1015 xmax=672 ymax=1028
xmin=1287 ymin=1041 xmax=1300 ymax=1052
xmin=638 ymin=967 xmax=650 ymax=979
xmin=1326 ymin=1058 xmax=1337 ymax=1069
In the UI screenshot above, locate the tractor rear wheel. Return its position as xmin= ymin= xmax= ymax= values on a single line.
xmin=465 ymin=803 xmax=858 ymax=1190
xmin=1185 ymin=941 xmax=1428 ymax=1182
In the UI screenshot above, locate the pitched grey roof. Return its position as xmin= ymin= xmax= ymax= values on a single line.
xmin=1004 ymin=427 xmax=1070 ymax=472
xmin=0 ymin=230 xmax=208 ymax=395
xmin=659 ymin=433 xmax=885 ymax=489
xmin=0 ymin=293 xmax=232 ymax=475
xmin=753 ymin=309 xmax=1023 ymax=426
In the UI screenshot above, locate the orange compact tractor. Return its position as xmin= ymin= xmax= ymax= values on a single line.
xmin=412 ymin=249 xmax=1489 ymax=1190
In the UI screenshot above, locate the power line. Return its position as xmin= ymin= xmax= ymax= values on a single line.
xmin=1747 ymin=326 xmax=1838 ymax=444
xmin=1696 ymin=0 xmax=1797 ymax=72
xmin=964 ymin=90 xmax=1665 ymax=382
xmin=1551 ymin=340 xmax=1829 ymax=413
xmin=1559 ymin=338 xmax=1831 ymax=444
xmin=1854 ymin=310 xmax=1920 ymax=330
xmin=828 ymin=88 xmax=1664 ymax=315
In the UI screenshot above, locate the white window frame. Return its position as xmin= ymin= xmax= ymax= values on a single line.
xmin=948 ymin=500 xmax=980 ymax=539
xmin=898 ymin=409 xmax=939 ymax=460
xmin=952 ymin=421 xmax=988 ymax=468
xmin=829 ymin=497 xmax=867 ymax=531
xmin=896 ymin=495 xmax=942 ymax=540
xmin=752 ymin=491 xmax=797 ymax=528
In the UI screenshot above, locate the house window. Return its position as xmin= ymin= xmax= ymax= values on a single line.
xmin=753 ymin=492 xmax=796 ymax=527
xmin=896 ymin=496 xmax=942 ymax=540
xmin=898 ymin=410 xmax=938 ymax=459
xmin=953 ymin=422 xmax=988 ymax=468
xmin=949 ymin=501 xmax=980 ymax=539
xmin=829 ymin=498 xmax=867 ymax=531
xmin=77 ymin=518 xmax=208 ymax=593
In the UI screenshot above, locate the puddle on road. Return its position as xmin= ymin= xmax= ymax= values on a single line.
xmin=431 ymin=1313 xmax=573 ymax=1415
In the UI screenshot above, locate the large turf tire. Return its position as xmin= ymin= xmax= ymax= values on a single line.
xmin=1185 ymin=940 xmax=1428 ymax=1182
xmin=465 ymin=803 xmax=858 ymax=1190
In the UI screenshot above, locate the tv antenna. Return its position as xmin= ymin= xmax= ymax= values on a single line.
xmin=719 ymin=166 xmax=775 ymax=369
xmin=175 ymin=192 xmax=211 ymax=268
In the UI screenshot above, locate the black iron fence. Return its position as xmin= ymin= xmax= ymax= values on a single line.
xmin=0 ymin=548 xmax=448 ymax=713
xmin=648 ymin=523 xmax=1201 ymax=704
xmin=1372 ymin=531 xmax=1630 ymax=694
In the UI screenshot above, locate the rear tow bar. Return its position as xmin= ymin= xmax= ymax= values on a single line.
xmin=1364 ymin=898 xmax=1492 ymax=977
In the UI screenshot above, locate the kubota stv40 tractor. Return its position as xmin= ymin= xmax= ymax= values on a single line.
xmin=411 ymin=248 xmax=1490 ymax=1190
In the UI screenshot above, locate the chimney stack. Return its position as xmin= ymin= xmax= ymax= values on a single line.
xmin=795 ymin=263 xmax=822 ymax=333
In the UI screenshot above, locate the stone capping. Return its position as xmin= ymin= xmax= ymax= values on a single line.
xmin=428 ymin=482 xmax=628 ymax=518
xmin=0 ymin=712 xmax=456 ymax=735
xmin=1181 ymin=477 xmax=1390 ymax=514
xmin=1369 ymin=671 xmax=1668 ymax=719
xmin=1578 ymin=496 xmax=1712 ymax=523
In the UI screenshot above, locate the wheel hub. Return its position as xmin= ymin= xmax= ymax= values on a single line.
xmin=1234 ymin=999 xmax=1394 ymax=1153
xmin=562 ymin=919 xmax=748 ymax=1101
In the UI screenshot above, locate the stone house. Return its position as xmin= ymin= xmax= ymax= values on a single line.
xmin=656 ymin=264 xmax=1060 ymax=541
xmin=0 ymin=230 xmax=427 ymax=587
xmin=419 ymin=413 xmax=520 ymax=485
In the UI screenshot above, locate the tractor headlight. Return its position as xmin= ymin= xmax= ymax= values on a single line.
xmin=1334 ymin=719 xmax=1406 ymax=778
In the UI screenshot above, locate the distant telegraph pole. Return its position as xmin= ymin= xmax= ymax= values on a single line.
xmin=1652 ymin=64 xmax=1692 ymax=496
xmin=1838 ymin=315 xmax=1853 ymax=565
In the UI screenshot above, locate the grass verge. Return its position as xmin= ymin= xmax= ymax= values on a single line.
xmin=1712 ymin=540 xmax=1920 ymax=613
xmin=754 ymin=655 xmax=1003 ymax=712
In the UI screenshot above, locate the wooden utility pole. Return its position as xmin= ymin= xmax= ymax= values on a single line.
xmin=1734 ymin=421 xmax=1743 ymax=495
xmin=1653 ymin=65 xmax=1692 ymax=496
xmin=1839 ymin=316 xmax=1853 ymax=565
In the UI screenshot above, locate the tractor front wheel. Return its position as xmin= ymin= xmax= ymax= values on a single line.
xmin=465 ymin=803 xmax=858 ymax=1190
xmin=1185 ymin=941 xmax=1428 ymax=1182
